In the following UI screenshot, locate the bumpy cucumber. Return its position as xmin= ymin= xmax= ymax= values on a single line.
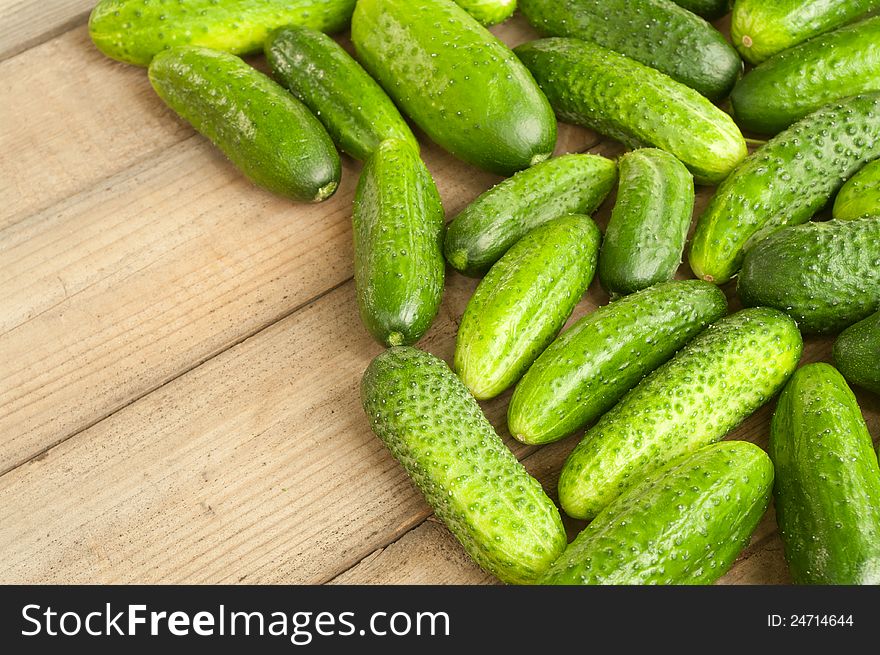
xmin=689 ymin=93 xmax=880 ymax=285
xmin=265 ymin=26 xmax=417 ymax=161
xmin=352 ymin=0 xmax=556 ymax=175
xmin=731 ymin=0 xmax=880 ymax=65
xmin=670 ymin=0 xmax=730 ymax=20
xmin=515 ymin=39 xmax=746 ymax=185
xmin=518 ymin=0 xmax=741 ymax=101
xmin=834 ymin=310 xmax=880 ymax=394
xmin=89 ymin=0 xmax=356 ymax=66
xmin=542 ymin=441 xmax=773 ymax=585
xmin=509 ymin=281 xmax=727 ymax=445
xmin=361 ymin=347 xmax=567 ymax=584
xmin=738 ymin=217 xmax=880 ymax=334
xmin=598 ymin=149 xmax=695 ymax=297
xmin=444 ymin=154 xmax=617 ymax=277
xmin=455 ymin=215 xmax=600 ymax=400
xmin=731 ymin=17 xmax=880 ymax=134
xmin=148 ymin=47 xmax=339 ymax=202
xmin=834 ymin=159 xmax=880 ymax=219
xmin=353 ymin=140 xmax=445 ymax=347
xmin=771 ymin=363 xmax=880 ymax=584
xmin=558 ymin=308 xmax=802 ymax=520
xmin=453 ymin=0 xmax=517 ymax=25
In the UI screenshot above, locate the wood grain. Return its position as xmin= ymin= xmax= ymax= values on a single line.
xmin=0 ymin=0 xmax=92 ymax=61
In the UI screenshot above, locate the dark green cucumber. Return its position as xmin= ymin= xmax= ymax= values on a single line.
xmin=834 ymin=159 xmax=880 ymax=219
xmin=738 ymin=217 xmax=880 ymax=334
xmin=89 ymin=0 xmax=356 ymax=66
xmin=453 ymin=0 xmax=517 ymax=25
xmin=732 ymin=0 xmax=880 ymax=65
xmin=731 ymin=17 xmax=880 ymax=135
xmin=518 ymin=0 xmax=741 ymax=101
xmin=265 ymin=26 xmax=417 ymax=161
xmin=515 ymin=39 xmax=746 ymax=185
xmin=598 ymin=149 xmax=695 ymax=297
xmin=444 ymin=154 xmax=617 ymax=277
xmin=670 ymin=0 xmax=730 ymax=20
xmin=542 ymin=441 xmax=773 ymax=585
xmin=361 ymin=346 xmax=567 ymax=584
xmin=690 ymin=93 xmax=880 ymax=285
xmin=454 ymin=215 xmax=600 ymax=400
xmin=508 ymin=280 xmax=727 ymax=445
xmin=834 ymin=310 xmax=880 ymax=394
xmin=353 ymin=140 xmax=445 ymax=347
xmin=558 ymin=307 xmax=802 ymax=520
xmin=770 ymin=363 xmax=880 ymax=584
xmin=148 ymin=46 xmax=340 ymax=202
xmin=352 ymin=0 xmax=556 ymax=175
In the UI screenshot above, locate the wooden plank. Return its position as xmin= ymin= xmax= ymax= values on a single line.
xmin=0 ymin=0 xmax=92 ymax=61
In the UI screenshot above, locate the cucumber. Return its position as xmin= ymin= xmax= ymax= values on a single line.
xmin=670 ymin=0 xmax=731 ymax=20
xmin=689 ymin=93 xmax=880 ymax=285
xmin=361 ymin=346 xmax=567 ymax=584
xmin=598 ymin=149 xmax=695 ymax=297
xmin=353 ymin=140 xmax=445 ymax=347
xmin=352 ymin=0 xmax=557 ymax=175
xmin=834 ymin=310 xmax=880 ymax=394
xmin=731 ymin=0 xmax=880 ymax=65
xmin=444 ymin=154 xmax=617 ymax=277
xmin=508 ymin=280 xmax=727 ymax=446
xmin=770 ymin=363 xmax=880 ymax=584
xmin=738 ymin=217 xmax=880 ymax=334
xmin=265 ymin=26 xmax=417 ymax=161
xmin=558 ymin=307 xmax=802 ymax=520
xmin=731 ymin=17 xmax=880 ymax=135
xmin=453 ymin=0 xmax=517 ymax=25
xmin=834 ymin=159 xmax=880 ymax=219
xmin=148 ymin=46 xmax=340 ymax=202
xmin=454 ymin=215 xmax=601 ymax=400
xmin=542 ymin=441 xmax=773 ymax=585
xmin=514 ymin=38 xmax=747 ymax=185
xmin=89 ymin=0 xmax=356 ymax=66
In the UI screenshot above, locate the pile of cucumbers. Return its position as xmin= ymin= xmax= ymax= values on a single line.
xmin=89 ymin=0 xmax=880 ymax=585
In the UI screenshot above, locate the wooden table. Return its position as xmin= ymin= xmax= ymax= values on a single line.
xmin=1 ymin=3 xmax=877 ymax=585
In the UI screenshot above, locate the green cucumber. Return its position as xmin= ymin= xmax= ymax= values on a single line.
xmin=509 ymin=280 xmax=727 ymax=446
xmin=689 ymin=93 xmax=880 ymax=285
xmin=454 ymin=215 xmax=600 ymax=400
xmin=89 ymin=0 xmax=356 ymax=66
xmin=265 ymin=26 xmax=417 ymax=161
xmin=444 ymin=154 xmax=617 ymax=277
xmin=558 ymin=307 xmax=802 ymax=520
xmin=361 ymin=346 xmax=567 ymax=584
xmin=670 ymin=0 xmax=730 ymax=20
xmin=834 ymin=159 xmax=880 ymax=219
xmin=770 ymin=363 xmax=880 ymax=584
xmin=834 ymin=310 xmax=880 ymax=394
xmin=353 ymin=140 xmax=445 ymax=347
xmin=731 ymin=0 xmax=880 ymax=65
xmin=731 ymin=17 xmax=880 ymax=135
xmin=514 ymin=38 xmax=746 ymax=185
xmin=598 ymin=149 xmax=695 ymax=297
xmin=738 ymin=217 xmax=880 ymax=334
xmin=148 ymin=46 xmax=340 ymax=202
xmin=352 ymin=0 xmax=556 ymax=175
xmin=518 ymin=0 xmax=741 ymax=101
xmin=453 ymin=0 xmax=517 ymax=25
xmin=542 ymin=441 xmax=773 ymax=585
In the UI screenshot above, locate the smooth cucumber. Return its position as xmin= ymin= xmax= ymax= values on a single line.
xmin=670 ymin=0 xmax=731 ymax=20
xmin=89 ymin=0 xmax=356 ymax=66
xmin=558 ymin=307 xmax=802 ymax=520
xmin=148 ymin=46 xmax=339 ymax=202
xmin=444 ymin=154 xmax=617 ymax=277
xmin=834 ymin=159 xmax=880 ymax=219
xmin=518 ymin=0 xmax=741 ymax=101
xmin=353 ymin=140 xmax=445 ymax=347
xmin=542 ymin=441 xmax=773 ymax=585
xmin=352 ymin=0 xmax=556 ymax=175
xmin=738 ymin=217 xmax=880 ymax=334
xmin=834 ymin=310 xmax=880 ymax=394
xmin=598 ymin=149 xmax=695 ymax=297
xmin=689 ymin=93 xmax=880 ymax=285
xmin=515 ymin=38 xmax=746 ymax=185
xmin=265 ymin=26 xmax=417 ymax=161
xmin=509 ymin=280 xmax=727 ymax=446
xmin=453 ymin=0 xmax=517 ymax=25
xmin=770 ymin=363 xmax=880 ymax=584
xmin=361 ymin=347 xmax=567 ymax=584
xmin=454 ymin=215 xmax=600 ymax=400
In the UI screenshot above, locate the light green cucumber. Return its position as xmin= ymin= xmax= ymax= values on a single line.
xmin=834 ymin=310 xmax=880 ymax=394
xmin=834 ymin=159 xmax=880 ymax=219
xmin=453 ymin=0 xmax=517 ymax=25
